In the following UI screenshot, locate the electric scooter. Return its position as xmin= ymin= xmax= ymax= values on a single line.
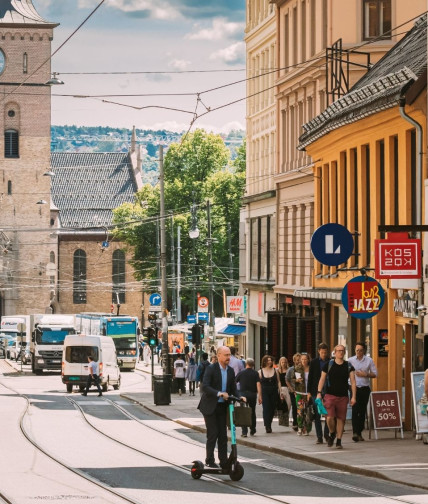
xmin=191 ymin=395 xmax=245 ymax=481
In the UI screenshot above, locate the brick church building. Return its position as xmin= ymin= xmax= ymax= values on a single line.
xmin=0 ymin=1 xmax=144 ymax=320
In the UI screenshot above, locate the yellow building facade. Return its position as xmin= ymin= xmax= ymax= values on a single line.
xmin=299 ymin=17 xmax=427 ymax=428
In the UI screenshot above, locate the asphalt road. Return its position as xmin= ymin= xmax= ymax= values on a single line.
xmin=1 ymin=367 xmax=428 ymax=504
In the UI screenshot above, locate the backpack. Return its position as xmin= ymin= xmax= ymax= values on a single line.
xmin=326 ymin=359 xmax=352 ymax=388
xmin=196 ymin=362 xmax=206 ymax=382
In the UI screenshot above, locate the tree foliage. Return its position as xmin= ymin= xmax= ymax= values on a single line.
xmin=112 ymin=129 xmax=246 ymax=319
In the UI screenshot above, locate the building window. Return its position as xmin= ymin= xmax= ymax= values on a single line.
xmin=363 ymin=0 xmax=391 ymax=40
xmin=73 ymin=249 xmax=86 ymax=304
xmin=7 ymin=180 xmax=12 ymax=195
xmin=23 ymin=52 xmax=28 ymax=74
xmin=50 ymin=251 xmax=55 ymax=263
xmin=250 ymin=216 xmax=274 ymax=282
xmin=112 ymin=249 xmax=126 ymax=304
xmin=4 ymin=130 xmax=19 ymax=158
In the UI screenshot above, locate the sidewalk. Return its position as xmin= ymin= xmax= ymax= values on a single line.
xmin=126 ymin=361 xmax=428 ymax=491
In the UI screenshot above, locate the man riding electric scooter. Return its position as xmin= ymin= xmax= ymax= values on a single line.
xmin=192 ymin=346 xmax=247 ymax=481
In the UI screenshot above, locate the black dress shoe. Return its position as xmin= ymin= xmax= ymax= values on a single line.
xmin=265 ymin=427 xmax=272 ymax=433
xmin=81 ymin=393 xmax=87 ymax=396
xmin=206 ymin=462 xmax=218 ymax=468
xmin=98 ymin=393 xmax=102 ymax=397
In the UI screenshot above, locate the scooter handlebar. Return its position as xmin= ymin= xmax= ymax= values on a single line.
xmin=228 ymin=395 xmax=245 ymax=403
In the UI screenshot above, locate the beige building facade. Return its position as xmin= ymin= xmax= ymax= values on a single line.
xmin=262 ymin=0 xmax=426 ymax=361
xmin=242 ymin=0 xmax=277 ymax=365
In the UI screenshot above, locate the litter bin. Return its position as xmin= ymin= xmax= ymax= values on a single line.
xmin=153 ymin=374 xmax=171 ymax=405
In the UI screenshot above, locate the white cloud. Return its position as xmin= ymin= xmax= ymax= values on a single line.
xmin=210 ymin=42 xmax=245 ymax=65
xmin=186 ymin=17 xmax=244 ymax=41
xmin=168 ymin=59 xmax=191 ymax=71
xmin=78 ymin=0 xmax=181 ymax=20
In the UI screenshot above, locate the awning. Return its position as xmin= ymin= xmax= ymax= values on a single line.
xmin=293 ymin=289 xmax=342 ymax=301
xmin=218 ymin=324 xmax=246 ymax=335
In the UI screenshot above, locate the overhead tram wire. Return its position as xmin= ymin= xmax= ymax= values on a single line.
xmin=1 ymin=0 xmax=107 ymax=104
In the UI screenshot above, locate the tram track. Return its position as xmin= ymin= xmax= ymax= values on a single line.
xmin=0 ymin=379 xmax=143 ymax=504
xmin=69 ymin=396 xmax=426 ymax=504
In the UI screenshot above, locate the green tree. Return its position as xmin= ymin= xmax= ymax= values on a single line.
xmin=113 ymin=132 xmax=246 ymax=318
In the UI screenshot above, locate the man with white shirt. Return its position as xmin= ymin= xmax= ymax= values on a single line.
xmin=82 ymin=355 xmax=102 ymax=397
xmin=348 ymin=341 xmax=377 ymax=442
xmin=229 ymin=346 xmax=244 ymax=377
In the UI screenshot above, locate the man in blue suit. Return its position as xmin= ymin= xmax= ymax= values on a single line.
xmin=198 ymin=346 xmax=243 ymax=468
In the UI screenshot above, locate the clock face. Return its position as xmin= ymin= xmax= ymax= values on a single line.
xmin=0 ymin=49 xmax=5 ymax=75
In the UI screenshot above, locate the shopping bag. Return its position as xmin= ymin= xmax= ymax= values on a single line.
xmin=227 ymin=403 xmax=252 ymax=428
xmin=315 ymin=397 xmax=327 ymax=415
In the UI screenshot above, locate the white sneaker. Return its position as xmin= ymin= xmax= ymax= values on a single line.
xmin=297 ymin=429 xmax=302 ymax=436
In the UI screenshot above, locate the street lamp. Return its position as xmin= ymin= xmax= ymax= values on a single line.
xmin=189 ymin=200 xmax=215 ymax=347
xmin=45 ymin=72 xmax=64 ymax=86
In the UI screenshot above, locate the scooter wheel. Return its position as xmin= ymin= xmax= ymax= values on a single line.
xmin=230 ymin=462 xmax=244 ymax=481
xmin=191 ymin=461 xmax=204 ymax=479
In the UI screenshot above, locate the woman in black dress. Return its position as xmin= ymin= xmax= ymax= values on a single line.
xmin=259 ymin=355 xmax=280 ymax=433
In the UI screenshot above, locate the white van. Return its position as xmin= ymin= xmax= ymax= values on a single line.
xmin=62 ymin=334 xmax=121 ymax=393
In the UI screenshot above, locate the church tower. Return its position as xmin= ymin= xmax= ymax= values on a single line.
xmin=0 ymin=1 xmax=59 ymax=315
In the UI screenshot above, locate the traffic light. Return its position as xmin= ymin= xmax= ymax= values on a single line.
xmin=148 ymin=327 xmax=157 ymax=347
xmin=192 ymin=324 xmax=201 ymax=346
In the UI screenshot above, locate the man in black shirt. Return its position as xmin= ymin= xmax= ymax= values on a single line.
xmin=236 ymin=358 xmax=261 ymax=437
xmin=316 ymin=344 xmax=356 ymax=449
xmin=307 ymin=342 xmax=330 ymax=444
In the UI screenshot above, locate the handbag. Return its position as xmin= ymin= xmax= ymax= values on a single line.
xmin=315 ymin=397 xmax=327 ymax=415
xmin=227 ymin=403 xmax=252 ymax=428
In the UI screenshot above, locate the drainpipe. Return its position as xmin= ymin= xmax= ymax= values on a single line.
xmin=399 ymin=96 xmax=423 ymax=337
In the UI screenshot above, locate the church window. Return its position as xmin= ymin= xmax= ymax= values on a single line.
xmin=112 ymin=249 xmax=126 ymax=304
xmin=4 ymin=130 xmax=19 ymax=158
xmin=23 ymin=52 xmax=28 ymax=74
xmin=7 ymin=181 xmax=12 ymax=194
xmin=73 ymin=249 xmax=87 ymax=304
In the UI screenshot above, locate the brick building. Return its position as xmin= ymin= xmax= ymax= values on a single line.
xmin=0 ymin=2 xmax=144 ymax=321
xmin=0 ymin=1 xmax=58 ymax=316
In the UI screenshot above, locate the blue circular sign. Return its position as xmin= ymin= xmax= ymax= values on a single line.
xmin=311 ymin=223 xmax=354 ymax=266
xmin=149 ymin=293 xmax=161 ymax=306
xmin=341 ymin=275 xmax=385 ymax=319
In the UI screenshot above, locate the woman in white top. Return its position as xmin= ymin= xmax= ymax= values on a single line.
xmin=294 ymin=353 xmax=312 ymax=435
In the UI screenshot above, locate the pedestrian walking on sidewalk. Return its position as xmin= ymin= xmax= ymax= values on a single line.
xmin=229 ymin=346 xmax=245 ymax=379
xmin=348 ymin=341 xmax=377 ymax=442
xmin=286 ymin=353 xmax=301 ymax=432
xmin=82 ymin=356 xmax=102 ymax=397
xmin=197 ymin=352 xmax=210 ymax=394
xmin=198 ymin=346 xmax=244 ymax=468
xmin=278 ymin=357 xmax=291 ymax=427
xmin=294 ymin=353 xmax=312 ymax=436
xmin=236 ymin=358 xmax=261 ymax=437
xmin=186 ymin=356 xmax=197 ymax=396
xmin=307 ymin=342 xmax=330 ymax=444
xmin=174 ymin=354 xmax=186 ymax=396
xmin=259 ymin=355 xmax=280 ymax=433
xmin=317 ymin=344 xmax=356 ymax=449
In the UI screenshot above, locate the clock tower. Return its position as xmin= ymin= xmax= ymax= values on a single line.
xmin=0 ymin=1 xmax=59 ymax=315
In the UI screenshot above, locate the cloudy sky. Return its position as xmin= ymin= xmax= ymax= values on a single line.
xmin=35 ymin=0 xmax=246 ymax=132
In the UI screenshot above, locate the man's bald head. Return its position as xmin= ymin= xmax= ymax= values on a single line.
xmin=217 ymin=346 xmax=231 ymax=367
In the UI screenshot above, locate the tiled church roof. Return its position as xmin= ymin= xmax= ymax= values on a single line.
xmin=50 ymin=152 xmax=138 ymax=230
xmin=298 ymin=15 xmax=427 ymax=150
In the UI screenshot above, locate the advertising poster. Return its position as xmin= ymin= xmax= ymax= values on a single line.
xmin=411 ymin=372 xmax=428 ymax=434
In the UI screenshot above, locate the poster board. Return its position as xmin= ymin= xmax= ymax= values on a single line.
xmin=168 ymin=331 xmax=185 ymax=353
xmin=411 ymin=372 xmax=428 ymax=434
xmin=370 ymin=390 xmax=403 ymax=439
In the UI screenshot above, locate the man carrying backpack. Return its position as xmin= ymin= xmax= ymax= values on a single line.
xmin=196 ymin=352 xmax=210 ymax=395
xmin=316 ymin=344 xmax=356 ymax=449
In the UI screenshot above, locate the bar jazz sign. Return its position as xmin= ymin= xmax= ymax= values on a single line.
xmin=375 ymin=233 xmax=421 ymax=279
